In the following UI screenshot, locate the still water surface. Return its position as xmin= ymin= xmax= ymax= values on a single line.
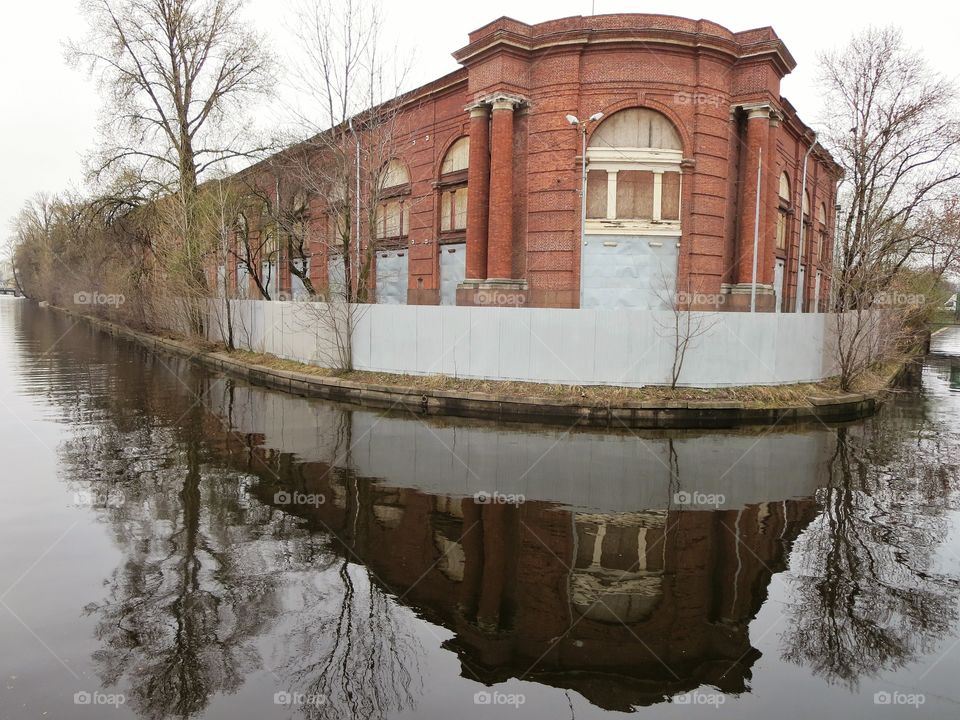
xmin=1 ymin=299 xmax=960 ymax=719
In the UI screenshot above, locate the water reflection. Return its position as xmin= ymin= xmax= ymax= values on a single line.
xmin=782 ymin=350 xmax=960 ymax=688
xmin=6 ymin=301 xmax=960 ymax=718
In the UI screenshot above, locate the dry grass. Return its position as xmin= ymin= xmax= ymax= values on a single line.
xmin=218 ymin=347 xmax=899 ymax=408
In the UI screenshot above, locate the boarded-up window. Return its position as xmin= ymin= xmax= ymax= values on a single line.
xmin=776 ymin=173 xmax=791 ymax=252
xmin=586 ymin=170 xmax=607 ymax=219
xmin=440 ymin=187 xmax=468 ymax=232
xmin=589 ymin=108 xmax=682 ymax=151
xmin=380 ymin=159 xmax=409 ymax=191
xmin=661 ymin=172 xmax=681 ymax=220
xmin=441 ymin=137 xmax=469 ymax=175
xmin=776 ymin=210 xmax=787 ymax=250
xmin=779 ymin=173 xmax=791 ymax=202
xmin=440 ymin=192 xmax=452 ymax=231
xmin=378 ymin=199 xmax=407 ymax=239
xmin=454 ymin=187 xmax=467 ymax=228
xmin=616 ymin=170 xmax=654 ymax=220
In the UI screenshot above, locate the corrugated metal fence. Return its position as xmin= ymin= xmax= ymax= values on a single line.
xmin=205 ymin=300 xmax=855 ymax=387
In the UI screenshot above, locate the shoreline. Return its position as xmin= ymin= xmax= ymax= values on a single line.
xmin=48 ymin=303 xmax=890 ymax=430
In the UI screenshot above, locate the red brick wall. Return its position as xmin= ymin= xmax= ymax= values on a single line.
xmin=232 ymin=14 xmax=839 ymax=310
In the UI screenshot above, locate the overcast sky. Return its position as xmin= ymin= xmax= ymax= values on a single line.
xmin=1 ymin=0 xmax=955 ymax=242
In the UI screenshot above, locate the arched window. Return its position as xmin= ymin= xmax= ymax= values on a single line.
xmin=775 ymin=173 xmax=791 ymax=252
xmin=817 ymin=203 xmax=828 ymax=261
xmin=584 ymin=108 xmax=683 ymax=229
xmin=375 ymin=160 xmax=410 ymax=242
xmin=439 ymin=137 xmax=469 ymax=236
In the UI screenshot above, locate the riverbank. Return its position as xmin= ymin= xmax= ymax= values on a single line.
xmin=49 ymin=303 xmax=894 ymax=429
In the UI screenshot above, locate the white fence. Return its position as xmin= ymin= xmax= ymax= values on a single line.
xmin=206 ymin=300 xmax=843 ymax=388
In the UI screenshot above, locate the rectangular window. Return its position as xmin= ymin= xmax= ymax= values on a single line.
xmin=616 ymin=170 xmax=654 ymax=220
xmin=661 ymin=172 xmax=681 ymax=221
xmin=440 ymin=192 xmax=452 ymax=232
xmin=453 ymin=187 xmax=468 ymax=229
xmin=378 ymin=199 xmax=407 ymax=239
xmin=440 ymin=188 xmax=467 ymax=232
xmin=586 ymin=170 xmax=607 ymax=219
xmin=385 ymin=201 xmax=401 ymax=238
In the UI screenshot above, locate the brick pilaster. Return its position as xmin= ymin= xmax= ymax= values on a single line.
xmin=486 ymin=97 xmax=517 ymax=280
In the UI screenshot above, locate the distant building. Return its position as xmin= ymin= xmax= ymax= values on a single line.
xmin=229 ymin=14 xmax=840 ymax=312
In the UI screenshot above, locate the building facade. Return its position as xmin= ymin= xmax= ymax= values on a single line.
xmin=233 ymin=13 xmax=841 ymax=312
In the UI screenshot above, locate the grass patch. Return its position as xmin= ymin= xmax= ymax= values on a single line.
xmin=217 ymin=347 xmax=899 ymax=408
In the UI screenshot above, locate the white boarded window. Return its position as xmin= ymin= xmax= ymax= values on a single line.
xmin=585 ymin=108 xmax=683 ymax=234
xmin=439 ymin=137 xmax=469 ymax=235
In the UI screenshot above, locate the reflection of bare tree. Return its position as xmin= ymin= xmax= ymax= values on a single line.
xmin=63 ymin=397 xmax=290 ymax=719
xmin=782 ymin=417 xmax=960 ymax=688
xmin=271 ymin=558 xmax=422 ymax=720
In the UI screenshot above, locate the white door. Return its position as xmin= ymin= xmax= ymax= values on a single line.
xmin=439 ymin=243 xmax=466 ymax=305
xmin=327 ymin=256 xmax=347 ymax=300
xmin=376 ymin=249 xmax=408 ymax=305
xmin=581 ymin=235 xmax=678 ymax=309
xmin=262 ymin=260 xmax=278 ymax=299
xmin=235 ymin=262 xmax=249 ymax=299
xmin=290 ymin=258 xmax=310 ymax=300
xmin=774 ymin=259 xmax=785 ymax=313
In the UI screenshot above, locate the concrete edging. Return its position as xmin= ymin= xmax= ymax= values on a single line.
xmin=56 ymin=307 xmax=884 ymax=430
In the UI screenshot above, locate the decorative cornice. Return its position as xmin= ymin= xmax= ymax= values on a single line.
xmin=483 ymin=92 xmax=528 ymax=109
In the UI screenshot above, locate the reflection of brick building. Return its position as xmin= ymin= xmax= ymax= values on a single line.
xmin=233 ymin=451 xmax=817 ymax=711
xmin=231 ymin=14 xmax=839 ymax=312
xmin=119 ymin=358 xmax=822 ymax=712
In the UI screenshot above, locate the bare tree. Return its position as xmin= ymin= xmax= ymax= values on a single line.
xmin=68 ymin=0 xmax=276 ymax=197
xmin=653 ymin=275 xmax=721 ymax=389
xmin=819 ymin=27 xmax=960 ymax=313
xmin=248 ymin=0 xmax=414 ymax=371
xmin=67 ymin=0 xmax=278 ymax=334
xmin=817 ymin=27 xmax=960 ymax=388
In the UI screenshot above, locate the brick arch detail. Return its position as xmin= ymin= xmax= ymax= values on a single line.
xmin=584 ymin=99 xmax=693 ymax=159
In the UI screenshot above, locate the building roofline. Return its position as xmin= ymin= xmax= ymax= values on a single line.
xmin=454 ymin=14 xmax=796 ymax=75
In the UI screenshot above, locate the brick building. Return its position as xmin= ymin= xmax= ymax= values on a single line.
xmin=232 ymin=13 xmax=841 ymax=312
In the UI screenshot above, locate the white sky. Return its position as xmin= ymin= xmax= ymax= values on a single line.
xmin=1 ymin=0 xmax=956 ymax=242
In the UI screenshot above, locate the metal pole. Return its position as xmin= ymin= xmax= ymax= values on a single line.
xmin=580 ymin=125 xmax=587 ymax=253
xmin=750 ymin=147 xmax=762 ymax=313
xmin=796 ymin=135 xmax=817 ymax=314
xmin=355 ymin=134 xmax=360 ymax=284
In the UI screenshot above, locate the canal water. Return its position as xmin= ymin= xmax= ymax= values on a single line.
xmin=1 ymin=298 xmax=959 ymax=719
